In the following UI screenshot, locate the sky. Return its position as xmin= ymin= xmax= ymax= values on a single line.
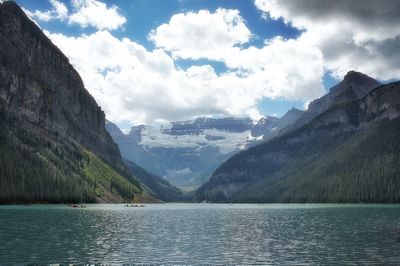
xmin=11 ymin=0 xmax=400 ymax=130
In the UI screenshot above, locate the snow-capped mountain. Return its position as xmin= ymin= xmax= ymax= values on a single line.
xmin=251 ymin=108 xmax=304 ymax=140
xmin=107 ymin=112 xmax=302 ymax=191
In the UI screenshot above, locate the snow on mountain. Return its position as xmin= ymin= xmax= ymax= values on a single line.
xmin=139 ymin=126 xmax=251 ymax=154
xmin=107 ymin=112 xmax=302 ymax=191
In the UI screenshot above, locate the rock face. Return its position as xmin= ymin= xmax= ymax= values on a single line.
xmin=251 ymin=108 xmax=304 ymax=139
xmin=0 ymin=1 xmax=124 ymax=169
xmin=196 ymin=76 xmax=400 ymax=203
xmin=310 ymin=70 xmax=380 ymax=114
xmin=289 ymin=71 xmax=380 ymax=131
xmin=251 ymin=116 xmax=280 ymax=138
xmin=165 ymin=117 xmax=254 ymax=135
xmin=0 ymin=2 xmax=151 ymax=203
xmin=278 ymin=107 xmax=305 ymax=129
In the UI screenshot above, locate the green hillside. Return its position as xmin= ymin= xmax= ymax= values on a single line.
xmin=0 ymin=110 xmax=145 ymax=204
xmin=124 ymin=160 xmax=184 ymax=202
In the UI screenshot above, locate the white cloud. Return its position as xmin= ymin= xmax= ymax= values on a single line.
xmin=68 ymin=0 xmax=126 ymax=30
xmin=255 ymin=0 xmax=400 ymax=80
xmin=23 ymin=0 xmax=68 ymax=22
xmin=42 ymin=7 xmax=325 ymax=125
xmin=22 ymin=4 xmax=326 ymax=125
xmin=24 ymin=0 xmax=126 ymax=30
xmin=47 ymin=27 xmax=324 ymax=125
xmin=19 ymin=1 xmax=400 ymax=126
xmin=149 ymin=9 xmax=252 ymax=61
xmin=47 ymin=30 xmax=217 ymax=124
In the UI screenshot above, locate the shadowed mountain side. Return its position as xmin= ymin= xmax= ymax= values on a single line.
xmin=124 ymin=160 xmax=185 ymax=202
xmin=285 ymin=71 xmax=380 ymax=133
xmin=251 ymin=107 xmax=304 ymax=141
xmin=0 ymin=1 xmax=156 ymax=203
xmin=196 ymin=81 xmax=400 ymax=203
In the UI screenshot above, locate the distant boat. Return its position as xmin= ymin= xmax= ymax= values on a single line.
xmin=124 ymin=204 xmax=145 ymax=208
xmin=68 ymin=204 xmax=86 ymax=208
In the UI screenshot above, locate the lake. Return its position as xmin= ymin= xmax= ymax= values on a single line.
xmin=0 ymin=204 xmax=399 ymax=264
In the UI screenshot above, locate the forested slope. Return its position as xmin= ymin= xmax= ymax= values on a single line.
xmin=0 ymin=1 xmax=155 ymax=203
xmin=196 ymin=82 xmax=400 ymax=203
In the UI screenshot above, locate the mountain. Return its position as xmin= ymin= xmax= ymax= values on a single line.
xmin=107 ymin=110 xmax=306 ymax=191
xmin=250 ymin=116 xmax=280 ymax=138
xmin=165 ymin=117 xmax=254 ymax=134
xmin=107 ymin=117 xmax=254 ymax=191
xmin=0 ymin=1 xmax=156 ymax=203
xmin=124 ymin=160 xmax=184 ymax=202
xmin=250 ymin=108 xmax=304 ymax=140
xmin=195 ymin=75 xmax=400 ymax=203
xmin=105 ymin=120 xmax=165 ymax=181
xmin=288 ymin=71 xmax=380 ymax=131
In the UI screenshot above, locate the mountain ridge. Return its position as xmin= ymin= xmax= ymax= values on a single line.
xmin=106 ymin=117 xmax=254 ymax=190
xmin=107 ymin=108 xmax=305 ymax=191
xmin=251 ymin=107 xmax=304 ymax=140
xmin=286 ymin=70 xmax=381 ymax=133
xmin=195 ymin=74 xmax=399 ymax=203
xmin=0 ymin=1 xmax=157 ymax=203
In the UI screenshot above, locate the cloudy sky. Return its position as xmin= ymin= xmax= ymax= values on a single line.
xmin=14 ymin=0 xmax=400 ymax=130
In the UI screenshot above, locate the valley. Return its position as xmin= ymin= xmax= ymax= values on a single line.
xmin=0 ymin=1 xmax=399 ymax=205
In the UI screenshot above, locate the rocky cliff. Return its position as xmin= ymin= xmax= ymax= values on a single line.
xmin=251 ymin=108 xmax=304 ymax=139
xmin=288 ymin=71 xmax=380 ymax=131
xmin=0 ymin=1 xmax=153 ymax=203
xmin=164 ymin=117 xmax=253 ymax=135
xmin=0 ymin=1 xmax=124 ymax=169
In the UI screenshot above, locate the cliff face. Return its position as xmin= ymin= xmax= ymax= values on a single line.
xmin=0 ymin=2 xmax=151 ymax=203
xmin=0 ymin=1 xmax=123 ymax=169
xmin=250 ymin=108 xmax=304 ymax=139
xmin=287 ymin=71 xmax=380 ymax=132
xmin=164 ymin=117 xmax=254 ymax=135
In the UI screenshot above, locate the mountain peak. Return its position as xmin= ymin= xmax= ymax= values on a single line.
xmin=250 ymin=109 xmax=303 ymax=139
xmin=0 ymin=1 xmax=20 ymax=10
xmin=289 ymin=70 xmax=381 ymax=131
xmin=331 ymin=70 xmax=380 ymax=98
xmin=317 ymin=70 xmax=379 ymax=102
xmin=343 ymin=70 xmax=377 ymax=84
xmin=286 ymin=107 xmax=303 ymax=114
xmin=328 ymin=71 xmax=379 ymax=94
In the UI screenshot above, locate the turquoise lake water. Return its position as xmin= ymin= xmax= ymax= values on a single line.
xmin=0 ymin=204 xmax=399 ymax=264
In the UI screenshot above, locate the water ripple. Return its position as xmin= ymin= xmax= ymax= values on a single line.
xmin=0 ymin=204 xmax=399 ymax=265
